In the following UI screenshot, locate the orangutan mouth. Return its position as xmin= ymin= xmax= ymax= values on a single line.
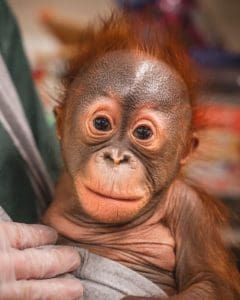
xmin=85 ymin=185 xmax=141 ymax=202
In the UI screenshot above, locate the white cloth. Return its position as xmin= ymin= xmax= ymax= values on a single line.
xmin=75 ymin=248 xmax=168 ymax=300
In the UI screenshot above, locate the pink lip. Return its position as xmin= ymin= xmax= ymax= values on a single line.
xmin=85 ymin=186 xmax=141 ymax=202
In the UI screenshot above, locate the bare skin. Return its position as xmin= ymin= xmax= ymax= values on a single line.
xmin=43 ymin=51 xmax=240 ymax=299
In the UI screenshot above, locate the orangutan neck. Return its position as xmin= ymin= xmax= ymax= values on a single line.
xmin=42 ymin=186 xmax=176 ymax=295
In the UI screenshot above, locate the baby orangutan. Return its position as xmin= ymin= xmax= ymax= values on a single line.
xmin=43 ymin=14 xmax=240 ymax=299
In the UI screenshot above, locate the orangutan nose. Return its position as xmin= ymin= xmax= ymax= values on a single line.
xmin=103 ymin=148 xmax=131 ymax=166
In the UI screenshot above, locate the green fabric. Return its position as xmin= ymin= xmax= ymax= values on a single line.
xmin=0 ymin=0 xmax=60 ymax=223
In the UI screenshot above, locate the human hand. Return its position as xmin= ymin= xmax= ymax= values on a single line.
xmin=0 ymin=222 xmax=83 ymax=300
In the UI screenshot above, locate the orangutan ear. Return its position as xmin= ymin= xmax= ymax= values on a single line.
xmin=53 ymin=105 xmax=64 ymax=140
xmin=180 ymin=132 xmax=199 ymax=166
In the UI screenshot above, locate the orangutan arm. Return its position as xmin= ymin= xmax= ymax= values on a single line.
xmin=123 ymin=182 xmax=240 ymax=300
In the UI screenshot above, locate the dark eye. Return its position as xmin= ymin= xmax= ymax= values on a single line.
xmin=133 ymin=126 xmax=153 ymax=140
xmin=93 ymin=117 xmax=112 ymax=131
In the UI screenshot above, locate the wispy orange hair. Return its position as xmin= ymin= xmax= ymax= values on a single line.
xmin=64 ymin=13 xmax=198 ymax=105
xmin=61 ymin=13 xmax=198 ymax=127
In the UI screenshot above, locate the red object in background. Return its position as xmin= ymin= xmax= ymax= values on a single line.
xmin=32 ymin=69 xmax=46 ymax=82
xmin=196 ymin=104 xmax=240 ymax=134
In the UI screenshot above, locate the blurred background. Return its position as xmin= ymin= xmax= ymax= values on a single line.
xmin=7 ymin=0 xmax=240 ymax=263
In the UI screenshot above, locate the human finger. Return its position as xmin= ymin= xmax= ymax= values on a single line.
xmin=6 ymin=246 xmax=81 ymax=279
xmin=0 ymin=222 xmax=58 ymax=249
xmin=0 ymin=277 xmax=83 ymax=300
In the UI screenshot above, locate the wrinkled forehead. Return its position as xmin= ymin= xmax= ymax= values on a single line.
xmin=71 ymin=50 xmax=189 ymax=111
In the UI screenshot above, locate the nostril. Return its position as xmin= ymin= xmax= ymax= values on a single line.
xmin=104 ymin=152 xmax=113 ymax=161
xmin=103 ymin=151 xmax=131 ymax=165
xmin=122 ymin=154 xmax=130 ymax=163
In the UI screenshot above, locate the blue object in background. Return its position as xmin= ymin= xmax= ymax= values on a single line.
xmin=190 ymin=48 xmax=240 ymax=68
xmin=116 ymin=0 xmax=155 ymax=9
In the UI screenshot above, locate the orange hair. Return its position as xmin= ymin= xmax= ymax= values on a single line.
xmin=64 ymin=13 xmax=197 ymax=101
